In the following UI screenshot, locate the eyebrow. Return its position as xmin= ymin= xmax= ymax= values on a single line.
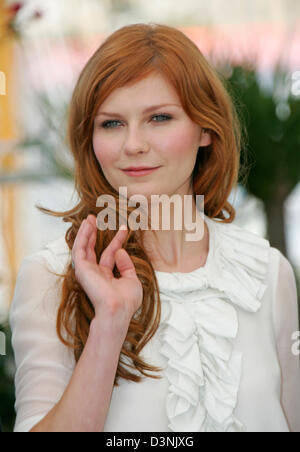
xmin=96 ymin=103 xmax=181 ymax=117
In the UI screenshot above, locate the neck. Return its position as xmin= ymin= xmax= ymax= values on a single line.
xmin=141 ymin=195 xmax=208 ymax=271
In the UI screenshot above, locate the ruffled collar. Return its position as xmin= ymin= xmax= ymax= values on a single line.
xmin=154 ymin=214 xmax=271 ymax=432
xmin=154 ymin=214 xmax=270 ymax=313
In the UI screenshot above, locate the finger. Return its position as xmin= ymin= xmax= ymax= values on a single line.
xmin=86 ymin=214 xmax=97 ymax=229
xmin=72 ymin=220 xmax=87 ymax=263
xmin=86 ymin=226 xmax=97 ymax=264
xmin=99 ymin=225 xmax=128 ymax=271
xmin=115 ymin=248 xmax=137 ymax=279
xmin=85 ymin=215 xmax=98 ymax=263
xmin=73 ymin=220 xmax=93 ymax=264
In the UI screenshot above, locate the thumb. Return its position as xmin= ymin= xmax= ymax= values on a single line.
xmin=115 ymin=248 xmax=136 ymax=278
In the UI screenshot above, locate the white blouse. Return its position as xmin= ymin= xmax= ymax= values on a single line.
xmin=9 ymin=215 xmax=300 ymax=432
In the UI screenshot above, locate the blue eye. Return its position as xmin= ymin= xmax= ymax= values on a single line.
xmin=101 ymin=120 xmax=120 ymax=129
xmin=152 ymin=114 xmax=172 ymax=122
xmin=101 ymin=114 xmax=172 ymax=129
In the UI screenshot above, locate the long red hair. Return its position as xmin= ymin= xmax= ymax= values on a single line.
xmin=39 ymin=23 xmax=246 ymax=385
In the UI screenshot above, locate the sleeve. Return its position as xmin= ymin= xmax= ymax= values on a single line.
xmin=9 ymin=255 xmax=76 ymax=432
xmin=273 ymin=251 xmax=300 ymax=433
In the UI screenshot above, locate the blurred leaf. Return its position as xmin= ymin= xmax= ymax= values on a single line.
xmin=224 ymin=63 xmax=300 ymax=255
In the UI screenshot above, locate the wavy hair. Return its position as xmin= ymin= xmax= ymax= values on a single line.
xmin=38 ymin=23 xmax=247 ymax=385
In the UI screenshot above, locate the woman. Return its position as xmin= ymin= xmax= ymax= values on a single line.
xmin=9 ymin=23 xmax=300 ymax=432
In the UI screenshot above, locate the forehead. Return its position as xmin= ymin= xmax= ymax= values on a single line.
xmin=97 ymin=73 xmax=181 ymax=112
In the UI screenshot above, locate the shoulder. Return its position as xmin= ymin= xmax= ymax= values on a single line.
xmin=211 ymin=217 xmax=270 ymax=251
xmin=209 ymin=217 xmax=271 ymax=278
xmin=9 ymin=235 xmax=71 ymax=325
xmin=23 ymin=235 xmax=71 ymax=275
xmin=215 ymin=218 xmax=294 ymax=282
xmin=263 ymin=245 xmax=296 ymax=293
xmin=272 ymin=247 xmax=296 ymax=278
xmin=214 ymin=219 xmax=295 ymax=321
xmin=198 ymin=217 xmax=272 ymax=312
xmin=268 ymin=246 xmax=297 ymax=292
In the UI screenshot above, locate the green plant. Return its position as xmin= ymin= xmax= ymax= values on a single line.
xmin=224 ymin=63 xmax=300 ymax=256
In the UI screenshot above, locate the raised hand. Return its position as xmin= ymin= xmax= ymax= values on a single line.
xmin=71 ymin=215 xmax=143 ymax=333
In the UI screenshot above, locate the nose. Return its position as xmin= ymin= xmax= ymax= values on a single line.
xmin=122 ymin=125 xmax=150 ymax=155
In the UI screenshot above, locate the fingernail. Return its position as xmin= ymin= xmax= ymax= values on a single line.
xmin=119 ymin=224 xmax=127 ymax=231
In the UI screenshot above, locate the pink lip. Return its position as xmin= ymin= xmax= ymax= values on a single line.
xmin=122 ymin=167 xmax=160 ymax=177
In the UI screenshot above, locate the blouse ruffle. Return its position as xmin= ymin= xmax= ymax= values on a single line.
xmin=154 ymin=216 xmax=271 ymax=432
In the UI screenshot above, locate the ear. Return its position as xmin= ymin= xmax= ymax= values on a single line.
xmin=199 ymin=128 xmax=212 ymax=147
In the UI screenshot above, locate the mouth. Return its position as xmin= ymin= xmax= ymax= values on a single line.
xmin=122 ymin=166 xmax=161 ymax=177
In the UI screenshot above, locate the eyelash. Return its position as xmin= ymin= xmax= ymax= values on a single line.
xmin=100 ymin=114 xmax=172 ymax=129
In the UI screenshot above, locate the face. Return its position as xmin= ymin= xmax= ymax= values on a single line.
xmin=93 ymin=72 xmax=211 ymax=204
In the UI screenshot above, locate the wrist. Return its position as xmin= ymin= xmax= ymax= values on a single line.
xmin=89 ymin=315 xmax=129 ymax=347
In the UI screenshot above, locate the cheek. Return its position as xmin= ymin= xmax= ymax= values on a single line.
xmin=93 ymin=134 xmax=116 ymax=167
xmin=162 ymin=126 xmax=198 ymax=159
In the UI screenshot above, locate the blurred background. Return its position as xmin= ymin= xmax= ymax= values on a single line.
xmin=0 ymin=0 xmax=299 ymax=432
